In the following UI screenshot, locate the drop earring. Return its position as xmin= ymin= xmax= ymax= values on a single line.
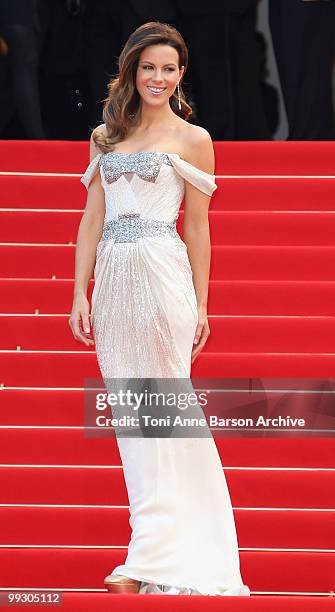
xmin=177 ymin=81 xmax=181 ymax=110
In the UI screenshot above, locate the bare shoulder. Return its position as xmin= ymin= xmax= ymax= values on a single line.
xmin=92 ymin=123 xmax=107 ymax=137
xmin=181 ymin=123 xmax=215 ymax=174
xmin=89 ymin=123 xmax=107 ymax=161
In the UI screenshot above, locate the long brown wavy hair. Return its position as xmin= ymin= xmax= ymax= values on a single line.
xmin=92 ymin=21 xmax=193 ymax=154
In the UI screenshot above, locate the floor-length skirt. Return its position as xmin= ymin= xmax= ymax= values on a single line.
xmin=91 ymin=235 xmax=250 ymax=596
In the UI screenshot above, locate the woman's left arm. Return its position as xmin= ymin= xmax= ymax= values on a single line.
xmin=182 ymin=129 xmax=216 ymax=364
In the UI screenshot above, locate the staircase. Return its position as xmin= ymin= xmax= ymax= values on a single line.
xmin=0 ymin=139 xmax=334 ymax=609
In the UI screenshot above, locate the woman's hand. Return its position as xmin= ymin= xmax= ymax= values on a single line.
xmin=68 ymin=293 xmax=94 ymax=347
xmin=191 ymin=307 xmax=210 ymax=364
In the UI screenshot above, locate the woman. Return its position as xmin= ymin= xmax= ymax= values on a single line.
xmin=69 ymin=21 xmax=250 ymax=597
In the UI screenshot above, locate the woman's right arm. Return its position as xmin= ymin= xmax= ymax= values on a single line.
xmin=68 ymin=131 xmax=105 ymax=346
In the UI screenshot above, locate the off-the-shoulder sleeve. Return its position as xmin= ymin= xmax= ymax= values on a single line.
xmin=80 ymin=153 xmax=103 ymax=190
xmin=166 ymin=153 xmax=218 ymax=196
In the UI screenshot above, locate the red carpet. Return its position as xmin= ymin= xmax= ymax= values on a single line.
xmin=0 ymin=427 xmax=334 ymax=466
xmin=3 ymin=595 xmax=335 ymax=612
xmin=0 ymin=549 xmax=334 ymax=594
xmin=2 ymin=313 xmax=335 ymax=352
xmin=3 ymin=209 xmax=335 ymax=244
xmin=1 ymin=462 xmax=335 ymax=508
xmin=0 ymin=506 xmax=334 ymax=549
xmin=1 ymin=278 xmax=335 ymax=315
xmin=0 ymin=140 xmax=334 ymax=608
xmin=2 ymin=176 xmax=335 ymax=211
xmin=2 ymin=244 xmax=335 ymax=279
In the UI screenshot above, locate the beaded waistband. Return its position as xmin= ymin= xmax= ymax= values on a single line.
xmin=101 ymin=212 xmax=178 ymax=243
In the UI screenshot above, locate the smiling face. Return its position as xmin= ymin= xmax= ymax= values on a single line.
xmin=136 ymin=44 xmax=184 ymax=108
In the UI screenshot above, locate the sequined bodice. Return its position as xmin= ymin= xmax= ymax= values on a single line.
xmin=96 ymin=151 xmax=186 ymax=227
xmin=99 ymin=151 xmax=173 ymax=184
xmin=81 ymin=150 xmax=217 ymax=231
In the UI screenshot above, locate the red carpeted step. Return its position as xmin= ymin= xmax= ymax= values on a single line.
xmin=0 ymin=548 xmax=334 ymax=596
xmin=203 ymin=317 xmax=335 ymax=352
xmin=2 ymin=314 xmax=335 ymax=353
xmin=3 ymin=210 xmax=335 ymax=246
xmin=0 ymin=352 xmax=101 ymax=386
xmin=207 ymin=281 xmax=335 ymax=316
xmin=0 ymin=389 xmax=88 ymax=425
xmin=2 ymin=177 xmax=335 ymax=212
xmin=214 ymin=141 xmax=335 ymax=176
xmin=191 ymin=352 xmax=335 ymax=377
xmin=2 ymin=139 xmax=335 ymax=175
xmin=215 ymin=178 xmax=335 ymax=212
xmin=0 ymin=210 xmax=82 ymax=243
xmin=5 ymin=593 xmax=335 ymax=612
xmin=1 ymin=465 xmax=334 ymax=509
xmin=0 ymin=244 xmax=76 ymax=278
xmin=2 ymin=245 xmax=335 ymax=280
xmin=0 ymin=176 xmax=83 ymax=210
xmin=0 ymin=140 xmax=87 ymax=172
xmin=206 ymin=211 xmax=335 ymax=246
xmin=209 ymin=247 xmax=335 ymax=280
xmin=0 ymin=315 xmax=91 ymax=351
xmin=2 ymin=352 xmax=335 ymax=384
xmin=2 ymin=279 xmax=335 ymax=316
xmin=0 ymin=506 xmax=333 ymax=548
xmin=0 ymin=427 xmax=121 ymax=465
xmin=0 ymin=279 xmax=82 ymax=314
xmin=226 ymin=469 xmax=335 ymax=509
xmin=0 ymin=427 xmax=333 ymax=467
xmin=1 ymin=388 xmax=335 ymax=443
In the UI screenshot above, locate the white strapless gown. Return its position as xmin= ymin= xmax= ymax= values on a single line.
xmin=80 ymin=150 xmax=250 ymax=596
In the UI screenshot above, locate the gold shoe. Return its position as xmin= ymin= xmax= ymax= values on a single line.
xmin=104 ymin=574 xmax=141 ymax=594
